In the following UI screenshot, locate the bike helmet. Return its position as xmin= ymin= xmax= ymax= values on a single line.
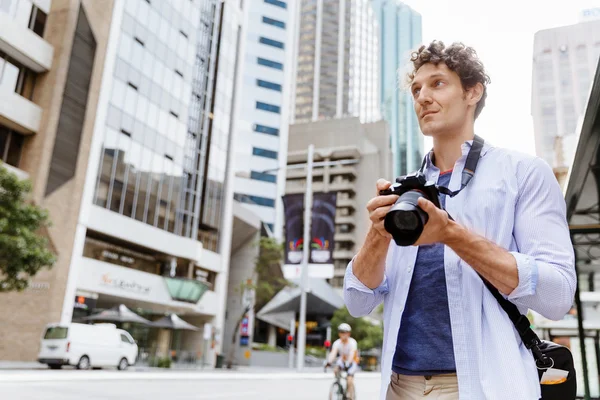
xmin=338 ymin=323 xmax=352 ymax=333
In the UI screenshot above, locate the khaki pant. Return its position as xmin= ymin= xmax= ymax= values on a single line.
xmin=386 ymin=373 xmax=459 ymax=399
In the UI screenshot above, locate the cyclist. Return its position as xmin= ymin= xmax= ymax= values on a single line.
xmin=326 ymin=323 xmax=358 ymax=399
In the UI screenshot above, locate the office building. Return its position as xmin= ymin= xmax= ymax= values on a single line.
xmin=285 ymin=117 xmax=392 ymax=288
xmin=0 ymin=0 xmax=250 ymax=366
xmin=232 ymin=0 xmax=298 ymax=240
xmin=532 ymin=20 xmax=600 ymax=186
xmin=372 ymin=0 xmax=423 ymax=176
xmin=291 ymin=0 xmax=380 ymax=124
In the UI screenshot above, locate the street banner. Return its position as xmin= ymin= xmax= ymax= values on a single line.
xmin=282 ymin=193 xmax=305 ymax=265
xmin=281 ymin=192 xmax=336 ymax=279
xmin=309 ymin=192 xmax=337 ymax=264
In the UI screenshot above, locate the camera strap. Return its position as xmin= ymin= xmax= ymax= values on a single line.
xmin=419 ymin=134 xmax=485 ymax=198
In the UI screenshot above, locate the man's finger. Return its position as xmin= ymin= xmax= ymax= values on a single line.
xmin=417 ymin=197 xmax=435 ymax=213
xmin=367 ymin=195 xmax=398 ymax=212
xmin=376 ymin=179 xmax=392 ymax=192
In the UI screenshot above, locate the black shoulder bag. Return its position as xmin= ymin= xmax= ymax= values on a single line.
xmin=483 ymin=280 xmax=577 ymax=400
xmin=426 ymin=136 xmax=577 ymax=399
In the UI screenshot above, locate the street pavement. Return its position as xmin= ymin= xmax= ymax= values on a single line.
xmin=0 ymin=369 xmax=381 ymax=399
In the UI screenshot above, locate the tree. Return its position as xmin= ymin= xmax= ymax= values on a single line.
xmin=225 ymin=236 xmax=286 ymax=368
xmin=330 ymin=306 xmax=384 ymax=351
xmin=0 ymin=164 xmax=56 ymax=292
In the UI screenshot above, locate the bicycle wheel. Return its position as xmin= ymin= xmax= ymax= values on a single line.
xmin=329 ymin=382 xmax=345 ymax=400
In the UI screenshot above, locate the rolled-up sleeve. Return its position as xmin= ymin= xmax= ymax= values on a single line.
xmin=508 ymin=157 xmax=576 ymax=321
xmin=343 ymin=258 xmax=389 ymax=317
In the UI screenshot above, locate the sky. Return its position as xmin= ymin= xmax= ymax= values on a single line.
xmin=398 ymin=0 xmax=600 ymax=155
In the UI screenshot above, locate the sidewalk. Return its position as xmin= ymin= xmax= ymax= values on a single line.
xmin=0 ymin=360 xmax=330 ymax=374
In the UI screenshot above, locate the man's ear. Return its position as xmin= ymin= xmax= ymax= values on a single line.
xmin=466 ymin=82 xmax=484 ymax=106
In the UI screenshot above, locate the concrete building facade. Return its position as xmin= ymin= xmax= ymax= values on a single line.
xmin=285 ymin=117 xmax=392 ymax=288
xmin=0 ymin=0 xmax=250 ymax=365
xmin=532 ymin=20 xmax=600 ymax=186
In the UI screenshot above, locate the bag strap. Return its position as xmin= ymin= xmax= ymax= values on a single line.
xmin=481 ymin=277 xmax=552 ymax=367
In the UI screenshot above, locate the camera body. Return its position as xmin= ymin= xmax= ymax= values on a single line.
xmin=379 ymin=172 xmax=441 ymax=246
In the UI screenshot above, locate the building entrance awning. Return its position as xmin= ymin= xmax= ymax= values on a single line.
xmin=562 ymin=57 xmax=600 ymax=400
xmin=256 ymin=278 xmax=344 ymax=330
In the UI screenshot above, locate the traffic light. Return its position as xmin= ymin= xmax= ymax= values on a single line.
xmin=286 ymin=334 xmax=294 ymax=348
xmin=324 ymin=339 xmax=331 ymax=349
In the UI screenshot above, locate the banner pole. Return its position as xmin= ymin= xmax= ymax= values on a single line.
xmin=297 ymin=144 xmax=314 ymax=371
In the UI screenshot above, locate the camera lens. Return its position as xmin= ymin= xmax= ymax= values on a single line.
xmin=383 ymin=190 xmax=429 ymax=246
xmin=391 ymin=210 xmax=419 ymax=231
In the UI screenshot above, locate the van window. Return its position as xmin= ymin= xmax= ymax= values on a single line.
xmin=44 ymin=327 xmax=68 ymax=339
xmin=120 ymin=333 xmax=132 ymax=344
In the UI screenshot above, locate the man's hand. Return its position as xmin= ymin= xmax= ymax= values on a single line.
xmin=413 ymin=197 xmax=454 ymax=246
xmin=366 ymin=179 xmax=399 ymax=239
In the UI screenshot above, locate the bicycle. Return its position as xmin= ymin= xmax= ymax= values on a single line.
xmin=324 ymin=362 xmax=356 ymax=400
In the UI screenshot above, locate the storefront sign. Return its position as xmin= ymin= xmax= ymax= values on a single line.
xmin=101 ymin=273 xmax=151 ymax=294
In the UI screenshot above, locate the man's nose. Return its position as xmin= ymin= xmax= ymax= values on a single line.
xmin=416 ymin=87 xmax=433 ymax=105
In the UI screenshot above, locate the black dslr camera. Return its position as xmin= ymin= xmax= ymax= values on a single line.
xmin=379 ymin=172 xmax=441 ymax=246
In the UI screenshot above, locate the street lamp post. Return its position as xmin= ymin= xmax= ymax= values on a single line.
xmin=246 ymin=145 xmax=360 ymax=371
xmin=296 ymin=144 xmax=314 ymax=371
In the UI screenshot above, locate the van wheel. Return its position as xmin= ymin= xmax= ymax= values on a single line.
xmin=77 ymin=356 xmax=90 ymax=370
xmin=118 ymin=358 xmax=128 ymax=371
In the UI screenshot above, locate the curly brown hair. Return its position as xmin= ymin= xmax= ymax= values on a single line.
xmin=407 ymin=41 xmax=491 ymax=119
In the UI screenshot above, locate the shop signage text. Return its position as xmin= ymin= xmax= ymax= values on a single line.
xmin=101 ymin=273 xmax=151 ymax=295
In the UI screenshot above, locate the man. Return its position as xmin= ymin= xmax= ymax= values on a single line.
xmin=344 ymin=40 xmax=576 ymax=400
xmin=327 ymin=323 xmax=358 ymax=399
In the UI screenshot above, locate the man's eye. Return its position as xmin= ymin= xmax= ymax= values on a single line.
xmin=435 ymin=80 xmax=444 ymax=87
xmin=413 ymin=88 xmax=420 ymax=96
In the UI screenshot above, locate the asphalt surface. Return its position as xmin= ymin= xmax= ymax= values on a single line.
xmin=0 ymin=370 xmax=381 ymax=399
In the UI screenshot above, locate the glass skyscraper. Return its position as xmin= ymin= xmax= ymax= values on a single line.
xmin=372 ymin=0 xmax=423 ymax=177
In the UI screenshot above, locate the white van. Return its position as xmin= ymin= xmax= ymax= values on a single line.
xmin=37 ymin=323 xmax=138 ymax=370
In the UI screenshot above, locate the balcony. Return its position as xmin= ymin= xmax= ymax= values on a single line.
xmin=329 ymin=180 xmax=355 ymax=194
xmin=285 ymin=179 xmax=325 ymax=194
xmin=335 ymin=215 xmax=355 ymax=226
xmin=1 ymin=162 xmax=28 ymax=180
xmin=329 ymin=165 xmax=357 ymax=178
xmin=333 ymin=249 xmax=355 ymax=260
xmin=334 ymin=232 xmax=355 ymax=243
xmin=0 ymin=12 xmax=53 ymax=72
xmin=0 ymin=88 xmax=42 ymax=134
xmin=337 ymin=196 xmax=356 ymax=210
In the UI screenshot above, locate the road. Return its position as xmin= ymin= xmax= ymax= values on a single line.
xmin=0 ymin=370 xmax=381 ymax=399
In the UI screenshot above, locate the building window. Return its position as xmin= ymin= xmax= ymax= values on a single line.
xmin=0 ymin=52 xmax=35 ymax=99
xmin=252 ymin=147 xmax=278 ymax=160
xmin=262 ymin=16 xmax=285 ymax=29
xmin=253 ymin=124 xmax=279 ymax=136
xmin=259 ymin=37 xmax=284 ymax=50
xmin=257 ymin=57 xmax=283 ymax=70
xmin=250 ymin=171 xmax=277 ymax=183
xmin=264 ymin=0 xmax=287 ymax=8
xmin=234 ymin=193 xmax=276 ymax=208
xmin=28 ymin=5 xmax=47 ymax=38
xmin=257 ymin=79 xmax=282 ymax=92
xmin=0 ymin=125 xmax=24 ymax=168
xmin=256 ymin=101 xmax=280 ymax=114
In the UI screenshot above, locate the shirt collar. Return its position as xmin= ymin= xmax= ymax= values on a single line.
xmin=422 ymin=137 xmax=492 ymax=172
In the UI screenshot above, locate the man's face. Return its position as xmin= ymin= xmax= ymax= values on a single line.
xmin=410 ymin=62 xmax=478 ymax=138
xmin=339 ymin=332 xmax=350 ymax=341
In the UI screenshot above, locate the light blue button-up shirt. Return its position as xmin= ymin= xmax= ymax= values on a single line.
xmin=344 ymin=139 xmax=576 ymax=400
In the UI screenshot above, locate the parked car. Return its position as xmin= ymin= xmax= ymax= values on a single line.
xmin=37 ymin=322 xmax=138 ymax=370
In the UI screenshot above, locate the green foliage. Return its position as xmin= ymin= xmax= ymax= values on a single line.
xmin=150 ymin=356 xmax=172 ymax=368
xmin=0 ymin=164 xmax=56 ymax=292
xmin=252 ymin=236 xmax=287 ymax=311
xmin=330 ymin=307 xmax=383 ymax=351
